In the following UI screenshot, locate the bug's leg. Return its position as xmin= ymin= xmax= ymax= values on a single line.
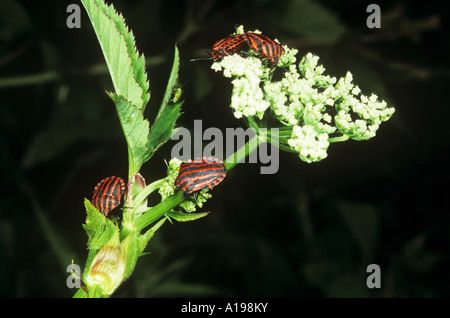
xmin=190 ymin=56 xmax=214 ymax=62
xmin=110 ymin=215 xmax=121 ymax=223
xmin=220 ymin=49 xmax=231 ymax=57
xmin=239 ymin=50 xmax=259 ymax=58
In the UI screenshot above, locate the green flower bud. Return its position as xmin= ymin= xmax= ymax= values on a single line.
xmin=235 ymin=25 xmax=245 ymax=35
xmin=179 ymin=189 xmax=212 ymax=212
xmin=84 ymin=231 xmax=126 ymax=297
xmin=180 ymin=200 xmax=196 ymax=212
xmin=158 ymin=158 xmax=182 ymax=201
xmin=195 ymin=189 xmax=211 ymax=208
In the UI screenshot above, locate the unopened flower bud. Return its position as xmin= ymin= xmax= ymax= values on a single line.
xmin=84 ymin=231 xmax=126 ymax=296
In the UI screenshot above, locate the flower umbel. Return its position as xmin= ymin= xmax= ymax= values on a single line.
xmin=288 ymin=125 xmax=329 ymax=163
xmin=213 ymin=26 xmax=395 ymax=163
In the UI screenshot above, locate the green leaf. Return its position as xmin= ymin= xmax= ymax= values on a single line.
xmin=108 ymin=93 xmax=150 ymax=178
xmin=82 ymin=198 xmax=118 ymax=251
xmin=147 ymin=99 xmax=183 ymax=152
xmin=166 ymin=210 xmax=210 ymax=223
xmin=157 ymin=46 xmax=181 ymax=113
xmin=122 ymin=218 xmax=167 ymax=279
xmin=148 ymin=46 xmax=183 ymax=152
xmin=139 ymin=217 xmax=168 ymax=251
xmin=81 ymin=0 xmax=150 ymax=110
xmin=122 ymin=231 xmax=141 ymax=280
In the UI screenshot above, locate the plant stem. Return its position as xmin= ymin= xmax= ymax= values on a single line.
xmin=328 ymin=135 xmax=350 ymax=143
xmin=224 ymin=132 xmax=260 ymax=171
xmin=121 ymin=178 xmax=167 ymax=239
xmin=130 ymin=133 xmax=263 ymax=232
xmin=73 ymin=288 xmax=87 ymax=298
xmin=133 ymin=190 xmax=184 ymax=232
xmin=246 ymin=116 xmax=260 ymax=131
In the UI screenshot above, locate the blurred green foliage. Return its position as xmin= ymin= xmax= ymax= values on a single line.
xmin=0 ymin=0 xmax=449 ymax=297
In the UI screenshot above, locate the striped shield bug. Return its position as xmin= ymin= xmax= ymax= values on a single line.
xmin=244 ymin=33 xmax=284 ymax=66
xmin=191 ymin=29 xmax=284 ymax=66
xmin=190 ymin=33 xmax=249 ymax=62
xmin=210 ymin=33 xmax=249 ymax=60
xmin=174 ymin=157 xmax=226 ymax=197
xmin=91 ymin=176 xmax=126 ymax=216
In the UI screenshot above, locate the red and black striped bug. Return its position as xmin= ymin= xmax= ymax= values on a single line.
xmin=191 ymin=30 xmax=284 ymax=66
xmin=91 ymin=176 xmax=126 ymax=216
xmin=244 ymin=33 xmax=285 ymax=66
xmin=210 ymin=33 xmax=249 ymax=60
xmin=190 ymin=33 xmax=248 ymax=62
xmin=174 ymin=157 xmax=226 ymax=197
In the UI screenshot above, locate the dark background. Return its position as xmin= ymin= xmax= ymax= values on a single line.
xmin=1 ymin=0 xmax=449 ymax=297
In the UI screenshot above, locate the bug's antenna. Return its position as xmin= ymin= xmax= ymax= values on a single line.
xmin=190 ymin=57 xmax=214 ymax=62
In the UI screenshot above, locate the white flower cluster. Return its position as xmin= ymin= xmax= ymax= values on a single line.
xmin=212 ymin=55 xmax=270 ymax=119
xmin=287 ymin=125 xmax=329 ymax=163
xmin=265 ymin=53 xmax=338 ymax=135
xmin=212 ymin=33 xmax=395 ymax=163
xmin=333 ymin=72 xmax=395 ymax=140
